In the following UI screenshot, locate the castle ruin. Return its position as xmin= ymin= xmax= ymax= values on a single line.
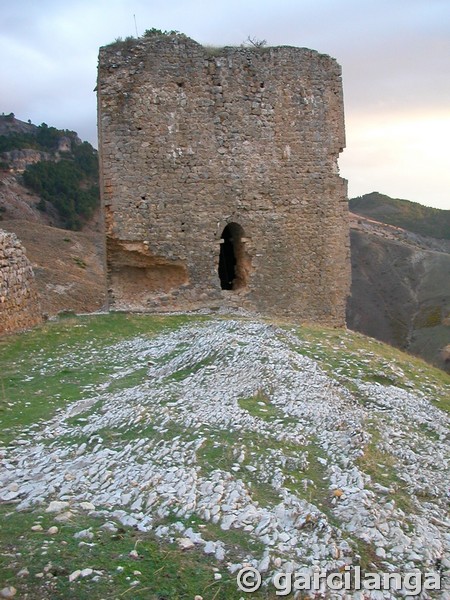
xmin=97 ymin=34 xmax=350 ymax=325
xmin=0 ymin=230 xmax=42 ymax=334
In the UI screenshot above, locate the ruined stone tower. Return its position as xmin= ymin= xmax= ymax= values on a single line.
xmin=97 ymin=34 xmax=350 ymax=325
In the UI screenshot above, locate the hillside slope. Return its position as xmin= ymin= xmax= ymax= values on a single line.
xmin=0 ymin=115 xmax=104 ymax=316
xmin=0 ymin=114 xmax=99 ymax=231
xmin=0 ymin=172 xmax=61 ymax=226
xmin=347 ymin=213 xmax=450 ymax=372
xmin=0 ymin=219 xmax=105 ymax=316
xmin=0 ymin=314 xmax=448 ymax=598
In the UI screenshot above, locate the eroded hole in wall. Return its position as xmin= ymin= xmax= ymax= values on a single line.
xmin=107 ymin=238 xmax=188 ymax=302
xmin=218 ymin=222 xmax=250 ymax=291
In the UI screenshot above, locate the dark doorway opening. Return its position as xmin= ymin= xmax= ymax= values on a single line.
xmin=218 ymin=222 xmax=248 ymax=291
xmin=219 ymin=225 xmax=236 ymax=290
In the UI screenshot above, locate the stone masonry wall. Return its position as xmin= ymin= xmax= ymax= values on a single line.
xmin=0 ymin=230 xmax=42 ymax=334
xmin=97 ymin=35 xmax=350 ymax=326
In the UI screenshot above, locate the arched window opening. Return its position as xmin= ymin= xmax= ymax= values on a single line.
xmin=218 ymin=222 xmax=248 ymax=291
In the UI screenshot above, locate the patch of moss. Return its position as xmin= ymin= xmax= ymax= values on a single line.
xmin=238 ymin=389 xmax=288 ymax=423
xmin=356 ymin=425 xmax=415 ymax=516
xmin=415 ymin=305 xmax=442 ymax=329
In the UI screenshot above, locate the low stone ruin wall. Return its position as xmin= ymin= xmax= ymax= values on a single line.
xmin=0 ymin=229 xmax=42 ymax=334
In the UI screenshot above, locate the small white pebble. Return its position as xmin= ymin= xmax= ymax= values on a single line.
xmin=74 ymin=528 xmax=94 ymax=540
xmin=80 ymin=568 xmax=93 ymax=578
xmin=17 ymin=568 xmax=29 ymax=578
xmin=79 ymin=501 xmax=96 ymax=511
xmin=69 ymin=570 xmax=81 ymax=582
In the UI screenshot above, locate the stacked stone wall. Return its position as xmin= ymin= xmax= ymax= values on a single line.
xmin=0 ymin=230 xmax=42 ymax=334
xmin=98 ymin=35 xmax=350 ymax=326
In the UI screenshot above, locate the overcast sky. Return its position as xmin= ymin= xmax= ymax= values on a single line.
xmin=1 ymin=0 xmax=449 ymax=209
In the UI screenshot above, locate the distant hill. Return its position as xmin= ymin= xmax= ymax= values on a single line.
xmin=347 ymin=212 xmax=450 ymax=372
xmin=0 ymin=113 xmax=99 ymax=230
xmin=349 ymin=192 xmax=450 ymax=240
xmin=0 ymin=115 xmax=104 ymax=316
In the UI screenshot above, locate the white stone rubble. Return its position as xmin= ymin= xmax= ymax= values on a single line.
xmin=0 ymin=319 xmax=448 ymax=598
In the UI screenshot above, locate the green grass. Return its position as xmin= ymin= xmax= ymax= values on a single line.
xmin=0 ymin=505 xmax=277 ymax=600
xmin=197 ymin=431 xmax=284 ymax=509
xmin=106 ymin=366 xmax=149 ymax=392
xmin=238 ymin=390 xmax=289 ymax=424
xmin=162 ymin=511 xmax=266 ymax=559
xmin=195 ymin=424 xmax=334 ymax=516
xmin=166 ymin=355 xmax=218 ymax=382
xmin=0 ymin=313 xmax=208 ymax=445
xmin=417 ymin=422 xmax=441 ymax=441
xmin=73 ymin=256 xmax=87 ymax=269
xmin=283 ymin=323 xmax=450 ymax=412
xmin=356 ymin=425 xmax=415 ymax=516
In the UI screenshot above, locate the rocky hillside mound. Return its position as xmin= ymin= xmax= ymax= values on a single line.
xmin=0 ymin=314 xmax=448 ymax=598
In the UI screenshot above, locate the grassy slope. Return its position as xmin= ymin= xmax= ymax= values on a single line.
xmin=0 ymin=314 xmax=448 ymax=599
xmin=349 ymin=192 xmax=450 ymax=240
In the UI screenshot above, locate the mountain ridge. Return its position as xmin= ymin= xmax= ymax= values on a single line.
xmin=347 ymin=207 xmax=450 ymax=373
xmin=350 ymin=192 xmax=450 ymax=240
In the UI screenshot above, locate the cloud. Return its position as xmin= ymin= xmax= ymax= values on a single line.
xmin=1 ymin=0 xmax=449 ymax=208
xmin=340 ymin=110 xmax=450 ymax=206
